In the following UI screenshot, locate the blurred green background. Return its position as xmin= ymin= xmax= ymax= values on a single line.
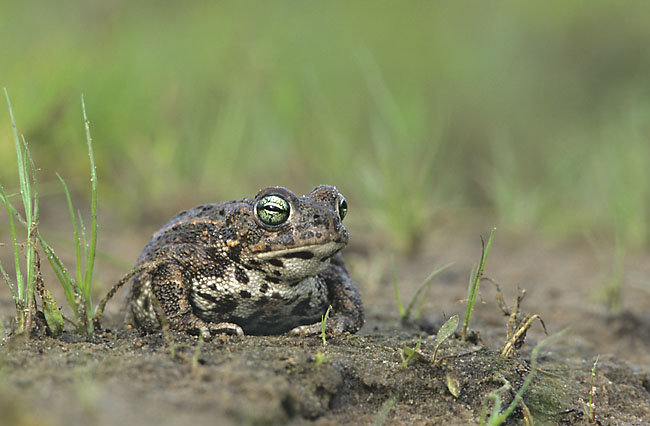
xmin=2 ymin=1 xmax=649 ymax=251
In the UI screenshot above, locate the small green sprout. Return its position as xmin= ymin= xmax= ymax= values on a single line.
xmin=314 ymin=349 xmax=328 ymax=367
xmin=321 ymin=305 xmax=332 ymax=345
xmin=400 ymin=336 xmax=423 ymax=367
xmin=191 ymin=333 xmax=205 ymax=373
xmin=462 ymin=228 xmax=496 ymax=341
xmin=392 ymin=256 xmax=405 ymax=319
xmin=431 ymin=315 xmax=459 ymax=365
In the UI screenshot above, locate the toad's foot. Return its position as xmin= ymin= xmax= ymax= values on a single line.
xmin=288 ymin=312 xmax=358 ymax=337
xmin=197 ymin=321 xmax=244 ymax=340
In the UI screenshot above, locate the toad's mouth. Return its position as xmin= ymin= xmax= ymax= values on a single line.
xmin=255 ymin=241 xmax=345 ymax=261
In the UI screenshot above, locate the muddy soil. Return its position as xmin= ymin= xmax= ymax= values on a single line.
xmin=1 ymin=225 xmax=650 ymax=425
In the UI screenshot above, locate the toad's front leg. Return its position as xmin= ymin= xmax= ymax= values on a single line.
xmin=143 ymin=245 xmax=246 ymax=340
xmin=289 ymin=258 xmax=364 ymax=336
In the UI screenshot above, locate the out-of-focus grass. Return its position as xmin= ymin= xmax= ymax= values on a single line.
xmin=2 ymin=1 xmax=650 ymax=250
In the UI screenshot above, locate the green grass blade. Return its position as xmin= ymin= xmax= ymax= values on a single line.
xmin=22 ymin=137 xmax=39 ymax=316
xmin=0 ymin=185 xmax=24 ymax=301
xmin=3 ymin=92 xmax=27 ymax=304
xmin=462 ymin=228 xmax=495 ymax=340
xmin=38 ymin=235 xmax=80 ymax=319
xmin=4 ymin=90 xmax=31 ymax=226
xmin=81 ymin=95 xmax=97 ymax=327
xmin=57 ymin=173 xmax=83 ymax=289
xmin=23 ymin=136 xmax=39 ymax=224
xmin=321 ymin=305 xmax=331 ymax=346
xmin=404 ymin=263 xmax=453 ymax=321
xmin=0 ymin=261 xmax=17 ymax=300
xmin=78 ymin=210 xmax=88 ymax=263
xmin=391 ymin=256 xmax=405 ymax=318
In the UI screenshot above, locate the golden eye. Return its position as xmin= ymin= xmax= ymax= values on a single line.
xmin=255 ymin=195 xmax=290 ymax=226
xmin=337 ymin=193 xmax=348 ymax=221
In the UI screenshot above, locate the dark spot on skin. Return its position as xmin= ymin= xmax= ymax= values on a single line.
xmin=320 ymin=254 xmax=334 ymax=262
xmin=218 ymin=295 xmax=238 ymax=313
xmin=197 ymin=263 xmax=226 ymax=280
xmin=291 ymin=298 xmax=312 ymax=316
xmin=273 ymin=270 xmax=282 ymax=277
xmin=259 ymin=283 xmax=269 ymax=293
xmin=242 ymin=264 xmax=253 ymax=270
xmin=234 ymin=267 xmax=249 ymax=284
xmin=283 ymin=251 xmax=314 ymax=259
xmin=289 ymin=280 xmax=301 ymax=287
xmin=196 ymin=290 xmax=219 ymax=304
xmin=204 ymin=247 xmax=219 ymax=259
xmin=264 ymin=275 xmax=281 ymax=284
xmin=227 ymin=245 xmax=243 ymax=262
xmin=255 ymin=296 xmax=269 ymax=306
xmin=284 ymin=294 xmax=300 ymax=306
xmin=249 ymin=259 xmax=262 ymax=267
xmin=271 ymin=292 xmax=283 ymax=300
xmin=239 ymin=290 xmax=251 ymax=298
xmin=302 ymin=231 xmax=314 ymax=239
xmin=316 ymin=232 xmax=322 ymax=238
xmin=142 ymin=296 xmax=151 ymax=313
xmin=269 ymin=258 xmax=284 ymax=267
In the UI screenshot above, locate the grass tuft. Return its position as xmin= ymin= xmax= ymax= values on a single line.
xmin=0 ymin=92 xmax=99 ymax=336
xmin=0 ymin=89 xmax=42 ymax=335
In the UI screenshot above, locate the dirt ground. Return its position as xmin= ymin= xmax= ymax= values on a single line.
xmin=1 ymin=223 xmax=650 ymax=425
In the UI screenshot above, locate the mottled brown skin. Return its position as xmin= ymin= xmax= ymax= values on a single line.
xmin=127 ymin=185 xmax=363 ymax=339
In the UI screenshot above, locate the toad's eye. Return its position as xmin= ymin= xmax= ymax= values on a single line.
xmin=337 ymin=193 xmax=348 ymax=221
xmin=255 ymin=195 xmax=290 ymax=227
